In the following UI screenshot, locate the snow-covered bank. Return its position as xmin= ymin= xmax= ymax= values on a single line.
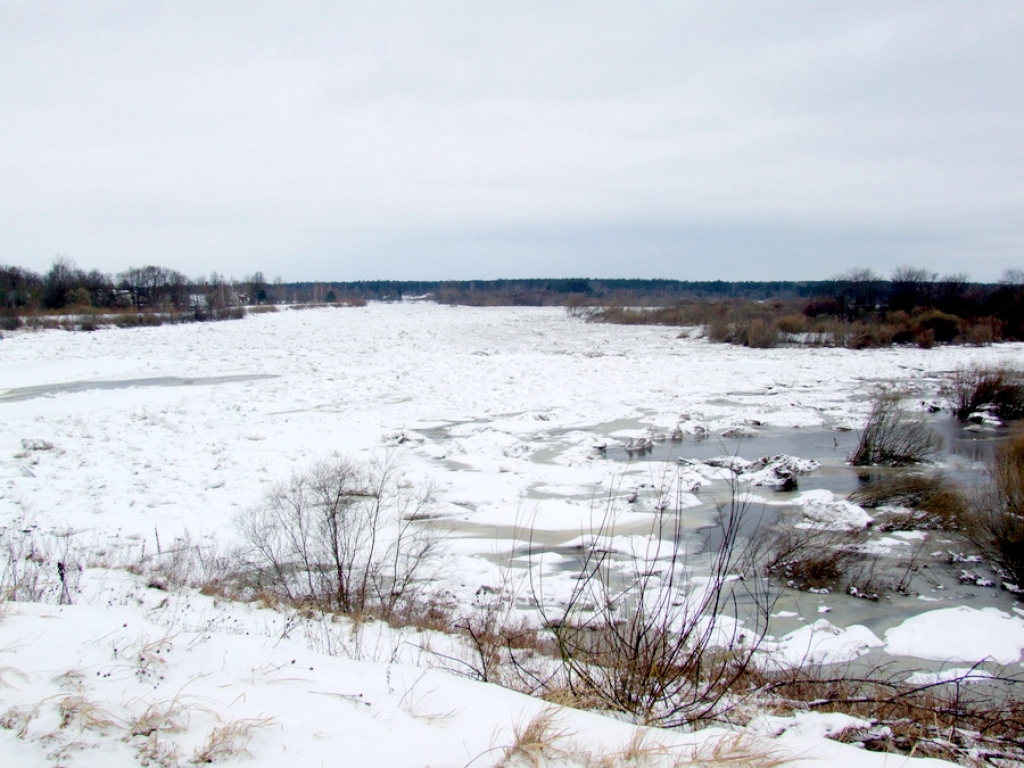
xmin=3 ymin=304 xmax=1024 ymax=765
xmin=0 ymin=579 xmax=960 ymax=768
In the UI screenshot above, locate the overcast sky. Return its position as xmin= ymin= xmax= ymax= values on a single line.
xmin=2 ymin=2 xmax=1022 ymax=282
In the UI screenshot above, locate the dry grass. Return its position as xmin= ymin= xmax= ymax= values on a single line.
xmin=191 ymin=716 xmax=274 ymax=764
xmin=849 ymin=472 xmax=969 ymax=530
xmin=55 ymin=694 xmax=120 ymax=733
xmin=0 ymin=664 xmax=31 ymax=689
xmin=0 ymin=703 xmax=40 ymax=739
xmin=684 ymin=734 xmax=786 ymax=768
xmin=124 ymin=695 xmax=194 ymax=738
xmin=491 ymin=722 xmax=787 ymax=768
xmin=496 ymin=709 xmax=576 ymax=767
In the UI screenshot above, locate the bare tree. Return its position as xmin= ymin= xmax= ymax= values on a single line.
xmin=43 ymin=255 xmax=84 ymax=309
xmin=889 ymin=265 xmax=936 ymax=313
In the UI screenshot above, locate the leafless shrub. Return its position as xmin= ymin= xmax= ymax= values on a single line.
xmin=967 ymin=433 xmax=1024 ymax=588
xmin=757 ymin=526 xmax=864 ymax=592
xmin=0 ymin=523 xmax=82 ymax=605
xmin=130 ymin=532 xmax=236 ymax=595
xmin=452 ymin=594 xmax=556 ymax=692
xmin=237 ymin=454 xmax=444 ymax=619
xmin=758 ymin=663 xmax=1024 ymax=764
xmin=942 ymin=364 xmax=1024 ymax=421
xmin=0 ymin=306 xmax=21 ymax=331
xmin=533 ymin=485 xmax=773 ymax=728
xmin=850 ymin=390 xmax=942 ymax=466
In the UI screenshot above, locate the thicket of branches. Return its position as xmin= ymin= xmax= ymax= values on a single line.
xmin=531 ymin=484 xmax=774 ymax=727
xmin=7 ymin=260 xmax=1024 ymax=344
xmin=850 ymin=389 xmax=944 ymax=466
xmin=0 ymin=257 xmax=265 ymax=330
xmin=235 ymin=454 xmax=443 ymax=619
xmin=586 ymin=266 xmax=1024 ymax=348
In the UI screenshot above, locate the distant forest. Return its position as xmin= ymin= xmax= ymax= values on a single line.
xmin=3 ymin=258 xmax=1024 ymax=345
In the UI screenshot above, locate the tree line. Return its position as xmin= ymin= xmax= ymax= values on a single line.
xmin=5 ymin=258 xmax=1024 ymax=341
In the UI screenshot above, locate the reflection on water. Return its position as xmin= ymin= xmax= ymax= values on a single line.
xmin=932 ymin=416 xmax=1018 ymax=464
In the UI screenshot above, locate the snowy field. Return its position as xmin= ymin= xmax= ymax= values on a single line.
xmin=2 ymin=303 xmax=1023 ymax=766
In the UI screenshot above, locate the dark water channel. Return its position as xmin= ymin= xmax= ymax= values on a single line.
xmin=597 ymin=415 xmax=1024 ymax=645
xmin=0 ymin=374 xmax=278 ymax=402
xmin=610 ymin=414 xmax=1018 ymax=494
xmin=431 ymin=411 xmax=1022 ymax=664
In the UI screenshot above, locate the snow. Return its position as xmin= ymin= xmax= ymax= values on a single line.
xmin=4 ymin=304 xmax=1024 ymax=765
xmin=771 ymin=619 xmax=884 ymax=667
xmin=884 ymin=606 xmax=1024 ymax=665
xmin=794 ymin=489 xmax=874 ymax=530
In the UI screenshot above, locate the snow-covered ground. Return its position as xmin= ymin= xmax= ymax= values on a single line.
xmin=3 ymin=303 xmax=1023 ymax=766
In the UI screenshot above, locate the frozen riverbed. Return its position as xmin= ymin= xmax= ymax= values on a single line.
xmin=2 ymin=303 xmax=1023 ymax=766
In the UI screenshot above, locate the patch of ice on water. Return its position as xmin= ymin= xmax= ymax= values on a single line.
xmin=740 ymin=454 xmax=821 ymax=488
xmin=795 ymin=489 xmax=874 ymax=530
xmin=770 ymin=619 xmax=883 ymax=667
xmin=721 ymin=425 xmax=759 ymax=438
xmin=904 ymin=668 xmax=994 ymax=686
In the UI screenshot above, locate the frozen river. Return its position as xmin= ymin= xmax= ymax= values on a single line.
xmin=2 ymin=303 xmax=1023 ymax=668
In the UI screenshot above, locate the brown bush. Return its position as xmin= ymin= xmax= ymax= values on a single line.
xmin=759 ymin=664 xmax=1024 ymax=764
xmin=758 ymin=526 xmax=864 ymax=591
xmin=775 ymin=314 xmax=807 ymax=334
xmin=942 ymin=364 xmax=1024 ymax=421
xmin=0 ymin=307 xmax=22 ymax=331
xmin=913 ymin=309 xmax=961 ymax=343
xmin=958 ymin=317 xmax=1002 ymax=345
xmin=849 ymin=472 xmax=968 ymax=530
xmin=737 ymin=317 xmax=779 ymax=348
xmin=968 ymin=433 xmax=1024 ymax=587
xmin=851 ymin=390 xmax=943 ymax=466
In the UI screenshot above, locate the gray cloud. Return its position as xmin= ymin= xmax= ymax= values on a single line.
xmin=1 ymin=1 xmax=1022 ymax=281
